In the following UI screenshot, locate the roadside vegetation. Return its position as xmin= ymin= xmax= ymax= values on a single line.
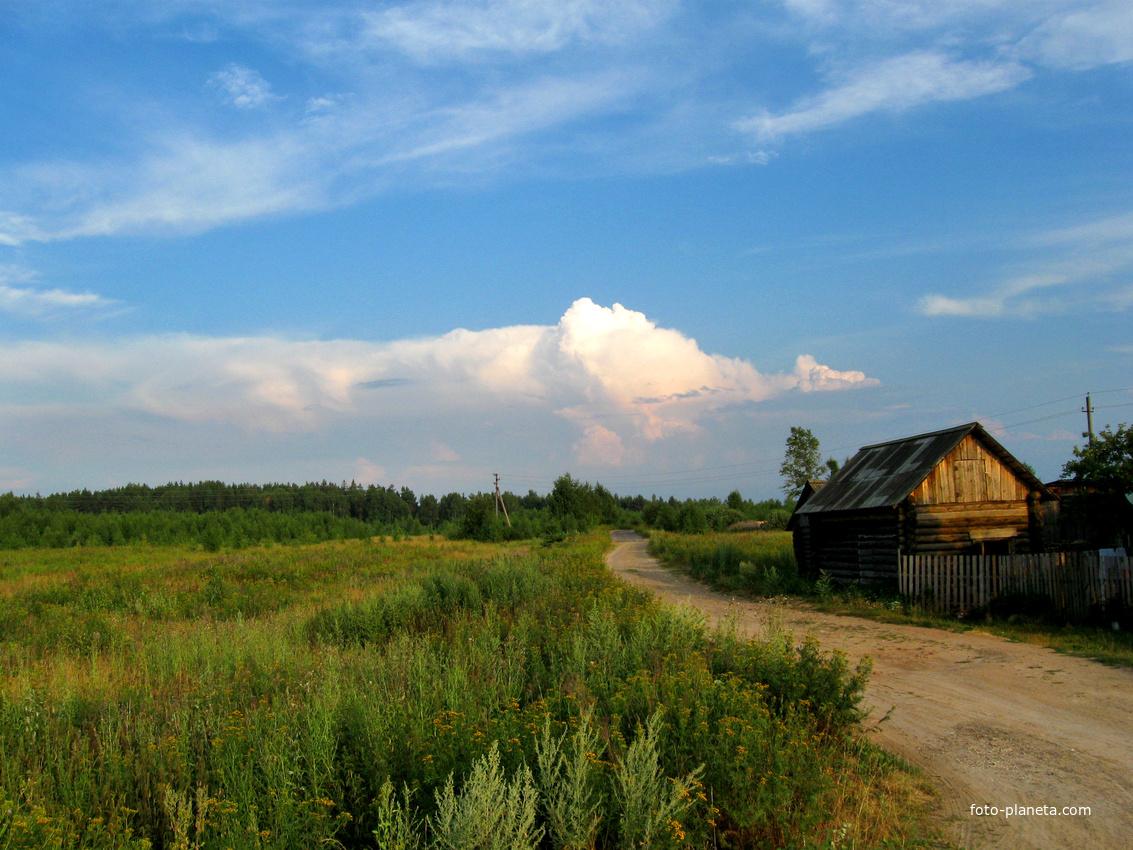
xmin=647 ymin=529 xmax=1133 ymax=670
xmin=646 ymin=531 xmax=804 ymax=598
xmin=0 ymin=531 xmax=934 ymax=849
xmin=808 ymin=581 xmax=1133 ymax=670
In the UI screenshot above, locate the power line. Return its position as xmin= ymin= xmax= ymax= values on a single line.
xmin=981 ymin=392 xmax=1085 ymax=420
xmin=985 ymin=409 xmax=1082 ymax=432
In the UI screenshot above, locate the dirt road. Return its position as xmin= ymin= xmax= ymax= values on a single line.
xmin=606 ymin=531 xmax=1133 ymax=849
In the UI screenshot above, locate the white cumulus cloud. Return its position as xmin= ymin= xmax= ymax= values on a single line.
xmin=0 ymin=298 xmax=879 ymax=456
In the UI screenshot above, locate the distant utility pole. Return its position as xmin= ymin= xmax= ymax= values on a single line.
xmin=493 ymin=473 xmax=511 ymax=527
xmin=1083 ymin=393 xmax=1095 ymax=447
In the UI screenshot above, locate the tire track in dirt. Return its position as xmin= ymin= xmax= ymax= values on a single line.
xmin=606 ymin=531 xmax=1133 ymax=849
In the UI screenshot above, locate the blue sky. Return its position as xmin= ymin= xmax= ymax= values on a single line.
xmin=2 ymin=0 xmax=1132 ymax=500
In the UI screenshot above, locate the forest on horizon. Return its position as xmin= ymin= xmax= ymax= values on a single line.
xmin=0 ymin=476 xmax=793 ymax=550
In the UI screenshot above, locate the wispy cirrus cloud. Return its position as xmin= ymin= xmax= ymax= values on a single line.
xmin=2 ymin=60 xmax=648 ymax=243
xmin=0 ymin=212 xmax=44 ymax=246
xmin=1013 ymin=0 xmax=1133 ymax=69
xmin=919 ymin=210 xmax=1133 ymax=318
xmin=208 ymin=64 xmax=282 ymax=109
xmin=735 ymin=1 xmax=1131 ymax=148
xmin=1 ymin=0 xmax=1129 ymax=248
xmin=18 ymin=134 xmax=329 ymax=240
xmin=918 ymin=273 xmax=1067 ymax=319
xmin=736 ymin=51 xmax=1030 ymax=142
xmin=378 ymin=70 xmax=640 ymax=165
xmin=1033 ymin=210 xmax=1133 ymax=249
xmin=361 ymin=0 xmax=673 ymax=62
xmin=0 ymin=266 xmax=118 ymax=318
xmin=779 ymin=0 xmax=1132 ymax=64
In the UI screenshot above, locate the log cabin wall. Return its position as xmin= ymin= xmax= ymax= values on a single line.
xmin=793 ymin=514 xmax=816 ymax=577
xmin=808 ymin=510 xmax=900 ymax=583
xmin=905 ymin=500 xmax=1032 ymax=554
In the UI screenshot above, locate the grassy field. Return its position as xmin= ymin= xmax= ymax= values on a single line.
xmin=0 ymin=533 xmax=931 ymax=849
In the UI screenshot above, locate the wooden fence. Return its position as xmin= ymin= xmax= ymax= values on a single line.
xmin=899 ymin=551 xmax=1132 ymax=620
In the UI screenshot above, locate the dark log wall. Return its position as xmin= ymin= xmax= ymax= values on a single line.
xmin=807 ymin=510 xmax=899 ymax=583
xmin=793 ymin=514 xmax=815 ymax=576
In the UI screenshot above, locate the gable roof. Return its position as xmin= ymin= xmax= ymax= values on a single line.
xmin=786 ymin=479 xmax=825 ymax=530
xmin=794 ymin=422 xmax=1051 ymax=516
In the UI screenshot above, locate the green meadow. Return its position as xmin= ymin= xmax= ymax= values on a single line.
xmin=0 ymin=533 xmax=928 ymax=849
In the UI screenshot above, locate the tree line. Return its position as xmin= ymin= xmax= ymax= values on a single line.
xmin=0 ymin=476 xmax=791 ymax=550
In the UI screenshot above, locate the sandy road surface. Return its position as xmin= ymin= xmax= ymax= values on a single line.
xmin=606 ymin=531 xmax=1133 ymax=849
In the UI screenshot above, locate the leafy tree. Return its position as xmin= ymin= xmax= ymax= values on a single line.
xmin=619 ymin=493 xmax=646 ymax=512
xmin=417 ymin=494 xmax=440 ymax=527
xmin=399 ymin=486 xmax=418 ymax=515
xmin=549 ymin=474 xmax=588 ymax=523
xmin=458 ymin=493 xmax=503 ymax=542
xmin=678 ymin=502 xmax=709 ymax=533
xmin=0 ymin=492 xmax=19 ymax=519
xmin=438 ymin=492 xmax=467 ymax=524
xmin=779 ymin=426 xmax=823 ymax=501
xmin=654 ymin=502 xmax=679 ymax=532
xmin=520 ymin=490 xmax=546 ymax=510
xmin=1062 ymin=423 xmax=1133 ymax=494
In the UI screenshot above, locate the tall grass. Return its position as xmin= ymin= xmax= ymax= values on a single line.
xmin=0 ymin=533 xmax=926 ymax=849
xmin=647 ymin=531 xmax=804 ymax=597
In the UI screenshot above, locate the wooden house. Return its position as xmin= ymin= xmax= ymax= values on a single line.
xmin=790 ymin=423 xmax=1054 ymax=583
xmin=1044 ymin=479 xmax=1133 ymax=551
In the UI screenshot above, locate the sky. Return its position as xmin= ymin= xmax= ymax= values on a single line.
xmin=2 ymin=0 xmax=1132 ymax=501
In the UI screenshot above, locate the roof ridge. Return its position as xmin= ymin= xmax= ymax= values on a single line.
xmin=857 ymin=421 xmax=978 ymax=452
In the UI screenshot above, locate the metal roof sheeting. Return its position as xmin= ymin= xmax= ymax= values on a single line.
xmin=794 ymin=422 xmax=1050 ymax=516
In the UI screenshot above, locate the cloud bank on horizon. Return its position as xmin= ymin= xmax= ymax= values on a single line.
xmin=0 ymin=298 xmax=878 ymax=487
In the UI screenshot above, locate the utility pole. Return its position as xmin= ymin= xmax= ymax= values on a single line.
xmin=493 ymin=473 xmax=511 ymax=527
xmin=1083 ymin=393 xmax=1095 ymax=447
